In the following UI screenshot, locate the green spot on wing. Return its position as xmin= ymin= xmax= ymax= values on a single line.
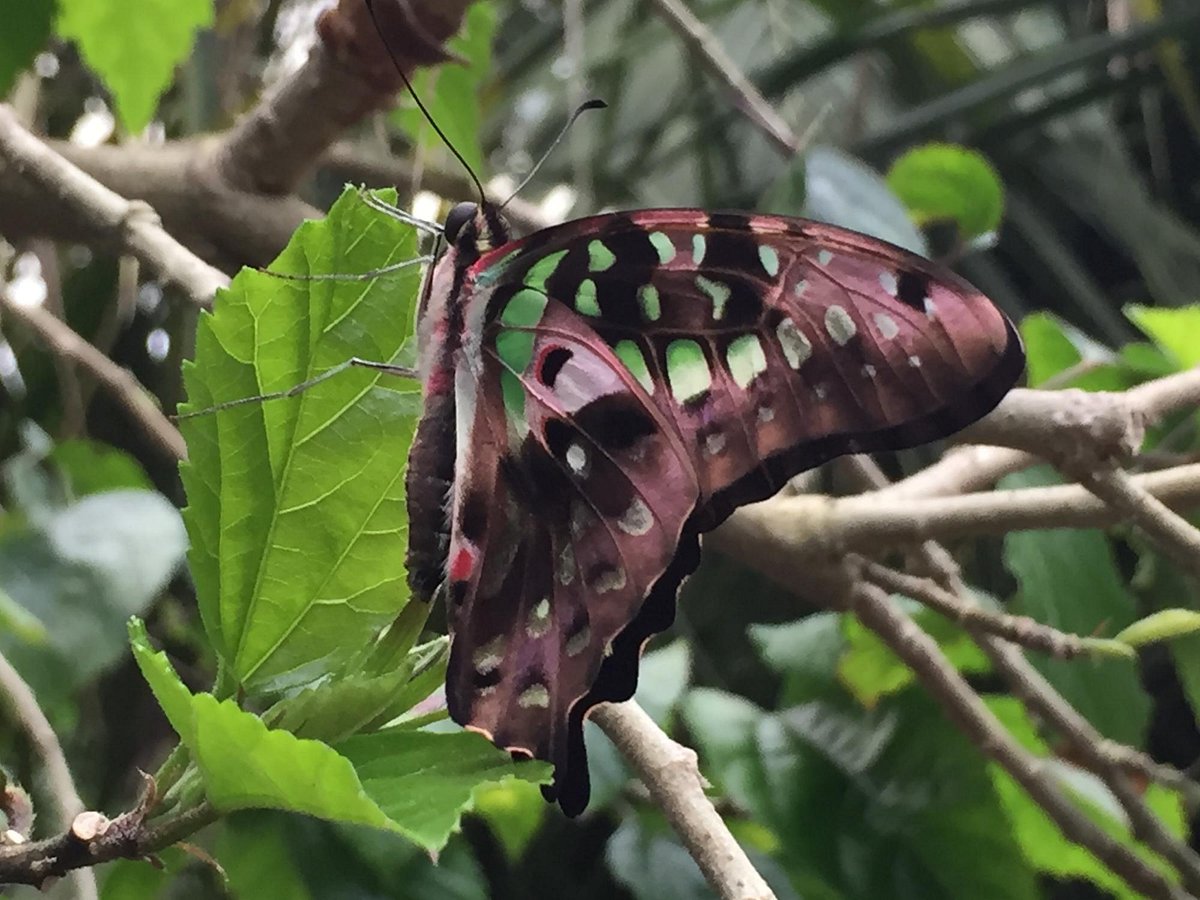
xmin=649 ymin=231 xmax=676 ymax=264
xmin=496 ymin=330 xmax=536 ymax=372
xmin=695 ymin=275 xmax=731 ymax=320
xmin=500 ymin=289 xmax=548 ymax=328
xmin=576 ymin=279 xmax=601 ymax=317
xmin=524 ymin=250 xmax=568 ymax=290
xmin=666 ymin=339 xmax=711 ymax=402
xmin=726 ymin=335 xmax=768 ymax=389
xmin=501 ymin=370 xmax=526 ymax=427
xmin=758 ymin=245 xmax=780 ymax=277
xmin=588 ymin=240 xmax=616 ymax=272
xmin=638 ymin=284 xmax=661 ymax=321
xmin=615 ymin=340 xmax=655 ymax=394
xmin=692 ymin=233 xmax=706 ymax=265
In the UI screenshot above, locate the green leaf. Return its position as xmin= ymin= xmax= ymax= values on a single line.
xmin=0 ymin=0 xmax=53 ymax=97
xmin=55 ymin=0 xmax=213 ymax=133
xmin=1018 ymin=312 xmax=1125 ymax=391
xmin=100 ymin=857 xmax=171 ymax=900
xmin=395 ymin=3 xmax=495 ymax=177
xmin=803 ymin=146 xmax=928 ymax=255
xmin=50 ymin=439 xmax=153 ymax=497
xmin=217 ymin=813 xmax=313 ymax=900
xmin=838 ymin=599 xmax=990 ymax=706
xmin=886 ymin=143 xmax=1004 ymax=241
xmin=988 ymin=698 xmax=1185 ymax=899
xmin=750 ymin=612 xmax=845 ymax=704
xmin=268 ymin=637 xmax=448 ymax=743
xmin=129 ymin=617 xmax=199 ymax=743
xmin=470 ymin=779 xmax=546 ymax=862
xmin=682 ymin=688 xmax=1037 ymax=899
xmin=336 ymin=729 xmax=553 ymax=851
xmin=1127 ymin=304 xmax=1200 ymax=369
xmin=179 ymin=187 xmax=422 ymax=691
xmin=1002 ymin=466 xmax=1150 ymax=746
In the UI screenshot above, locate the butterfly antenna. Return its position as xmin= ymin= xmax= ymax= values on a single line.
xmin=363 ymin=0 xmax=488 ymax=206
xmin=499 ymin=99 xmax=607 ymax=211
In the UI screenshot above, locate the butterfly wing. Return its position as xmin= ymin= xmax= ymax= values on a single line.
xmin=444 ymin=209 xmax=1023 ymax=812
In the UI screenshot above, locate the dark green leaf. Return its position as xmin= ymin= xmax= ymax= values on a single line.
xmin=0 ymin=0 xmax=53 ymax=98
xmin=1002 ymin=466 xmax=1150 ymax=745
xmin=179 ymin=188 xmax=422 ymax=692
xmin=217 ymin=813 xmax=314 ymax=900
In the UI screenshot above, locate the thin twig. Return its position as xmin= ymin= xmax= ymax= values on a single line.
xmin=0 ymin=105 xmax=227 ymax=307
xmin=593 ymin=701 xmax=776 ymax=900
xmin=860 ymin=560 xmax=1129 ymax=659
xmin=648 ymin=0 xmax=802 ymax=156
xmin=0 ymin=650 xmax=97 ymax=900
xmin=0 ymin=293 xmax=187 ymax=463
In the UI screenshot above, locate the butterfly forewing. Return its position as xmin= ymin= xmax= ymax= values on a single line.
xmin=431 ymin=208 xmax=1023 ymax=813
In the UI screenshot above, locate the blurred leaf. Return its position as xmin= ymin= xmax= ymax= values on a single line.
xmin=395 ymin=2 xmax=495 ymax=177
xmin=757 ymin=156 xmax=806 ymax=216
xmin=635 ymin=640 xmax=691 ymax=727
xmin=0 ymin=491 xmax=184 ymax=693
xmin=886 ymin=143 xmax=1003 ymax=241
xmin=471 ymin=779 xmax=546 ymax=862
xmin=988 ymin=697 xmax=1185 ymax=900
xmin=750 ymin=612 xmax=844 ymax=705
xmin=1119 ymin=342 xmax=1178 ymax=379
xmin=1019 ymin=312 xmax=1125 ymax=391
xmin=179 ymin=188 xmax=421 ymax=692
xmin=838 ymin=600 xmax=990 ymax=706
xmin=100 ymin=857 xmax=170 ymax=900
xmin=336 ymin=728 xmax=553 ymax=852
xmin=0 ymin=0 xmax=53 ymax=97
xmin=1127 ymin=304 xmax=1200 ymax=369
xmin=218 ymin=813 xmax=314 ymax=900
xmin=1003 ymin=467 xmax=1150 ymax=746
xmin=56 ymin=0 xmax=213 ymax=132
xmin=683 ymin=688 xmax=1037 ymax=899
xmin=49 ymin=439 xmax=152 ymax=497
xmin=803 ymin=146 xmax=928 ymax=256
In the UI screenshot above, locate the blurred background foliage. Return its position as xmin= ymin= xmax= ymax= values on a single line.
xmin=1 ymin=0 xmax=1200 ymax=898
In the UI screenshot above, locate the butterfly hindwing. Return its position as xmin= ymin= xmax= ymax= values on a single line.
xmin=444 ymin=296 xmax=701 ymax=811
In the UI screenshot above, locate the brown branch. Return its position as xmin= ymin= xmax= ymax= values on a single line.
xmin=0 ymin=650 xmax=97 ymax=899
xmin=593 ymin=701 xmax=776 ymax=900
xmin=860 ymin=560 xmax=1130 ymax=659
xmin=0 ymin=799 xmax=215 ymax=887
xmin=0 ymin=106 xmax=228 ymax=307
xmin=0 ymin=293 xmax=187 ymax=463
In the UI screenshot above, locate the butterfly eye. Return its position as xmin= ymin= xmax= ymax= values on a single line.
xmin=444 ymin=202 xmax=479 ymax=243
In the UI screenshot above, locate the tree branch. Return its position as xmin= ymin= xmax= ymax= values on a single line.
xmin=593 ymin=702 xmax=776 ymax=900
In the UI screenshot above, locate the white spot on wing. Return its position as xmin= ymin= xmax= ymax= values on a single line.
xmin=558 ymin=544 xmax=576 ymax=585
xmin=874 ymin=312 xmax=900 ymax=340
xmin=704 ymin=431 xmax=727 ymax=457
xmin=518 ymin=685 xmax=550 ymax=708
xmin=566 ymin=442 xmax=588 ymax=475
xmin=817 ymin=249 xmax=834 ymax=266
xmin=617 ymin=497 xmax=653 ymax=536
xmin=908 ymin=355 xmax=922 ymax=368
xmin=473 ymin=637 xmax=505 ymax=675
xmin=862 ymin=364 xmax=876 ymax=379
xmin=776 ymin=317 xmax=812 ymax=369
xmin=824 ymin=305 xmax=857 ymax=346
xmin=878 ymin=271 xmax=899 ymax=296
xmin=924 ymin=296 xmax=937 ymax=319
xmin=757 ymin=404 xmax=775 ymax=423
xmin=592 ymin=566 xmax=627 ymax=594
xmin=566 ymin=626 xmax=591 ymax=657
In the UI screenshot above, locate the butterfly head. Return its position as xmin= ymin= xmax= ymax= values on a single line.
xmin=442 ymin=201 xmax=511 ymax=261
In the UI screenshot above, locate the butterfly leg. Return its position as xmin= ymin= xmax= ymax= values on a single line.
xmin=257 ymin=254 xmax=432 ymax=283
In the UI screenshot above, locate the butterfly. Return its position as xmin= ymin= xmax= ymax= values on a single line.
xmin=406 ymin=198 xmax=1024 ymax=816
